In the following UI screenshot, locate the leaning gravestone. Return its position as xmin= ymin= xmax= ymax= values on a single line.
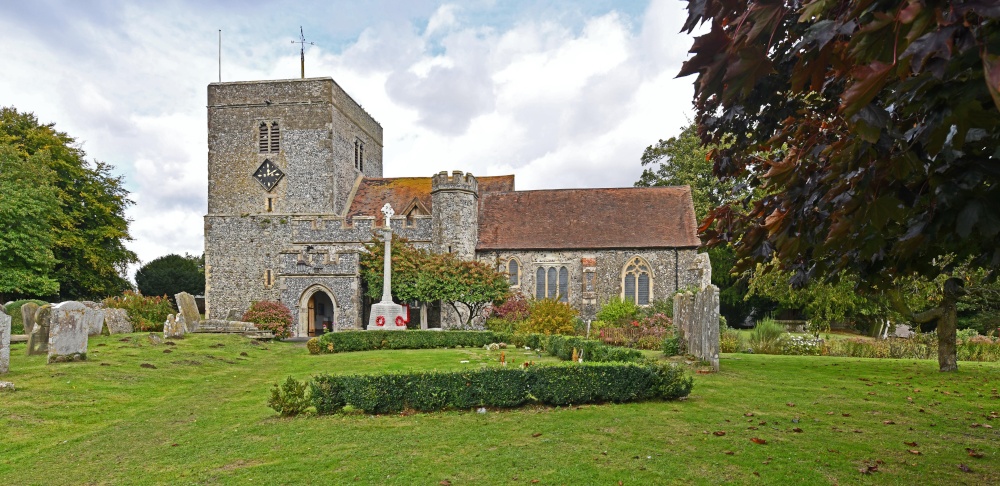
xmin=163 ymin=314 xmax=186 ymax=339
xmin=21 ymin=302 xmax=40 ymax=335
xmin=27 ymin=305 xmax=53 ymax=356
xmin=48 ymin=301 xmax=89 ymax=363
xmin=1 ymin=309 xmax=10 ymax=374
xmin=81 ymin=301 xmax=106 ymax=337
xmin=174 ymin=292 xmax=201 ymax=333
xmin=103 ymin=308 xmax=133 ymax=334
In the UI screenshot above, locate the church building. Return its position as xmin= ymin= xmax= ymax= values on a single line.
xmin=204 ymin=77 xmax=702 ymax=337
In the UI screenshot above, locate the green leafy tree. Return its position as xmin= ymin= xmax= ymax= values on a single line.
xmin=135 ymin=254 xmax=206 ymax=299
xmin=359 ymin=235 xmax=509 ymax=327
xmin=636 ymin=122 xmax=736 ymax=222
xmin=681 ymin=0 xmax=1000 ymax=370
xmin=0 ymin=145 xmax=60 ymax=301
xmin=1 ymin=107 xmax=138 ymax=300
xmin=636 ymin=122 xmax=772 ymax=325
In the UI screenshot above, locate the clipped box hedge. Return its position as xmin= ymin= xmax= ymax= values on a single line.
xmin=309 ymin=362 xmax=692 ymax=414
xmin=315 ymin=330 xmax=644 ymax=363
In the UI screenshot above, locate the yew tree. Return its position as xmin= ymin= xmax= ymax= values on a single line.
xmin=680 ymin=0 xmax=1000 ymax=370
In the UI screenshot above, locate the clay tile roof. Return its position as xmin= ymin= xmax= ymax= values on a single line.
xmin=347 ymin=175 xmax=515 ymax=225
xmin=477 ymin=186 xmax=700 ymax=250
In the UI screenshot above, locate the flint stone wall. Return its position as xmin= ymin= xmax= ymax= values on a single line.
xmin=27 ymin=305 xmax=52 ymax=356
xmin=1 ymin=311 xmax=10 ymax=374
xmin=48 ymin=301 xmax=88 ymax=363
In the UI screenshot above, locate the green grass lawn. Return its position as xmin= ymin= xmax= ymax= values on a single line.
xmin=2 ymin=333 xmax=998 ymax=485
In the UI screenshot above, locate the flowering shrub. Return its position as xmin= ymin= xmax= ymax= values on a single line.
xmin=242 ymin=300 xmax=293 ymax=339
xmin=720 ymin=327 xmax=743 ymax=353
xmin=595 ymin=298 xmax=641 ymax=326
xmin=779 ymin=335 xmax=823 ymax=356
xmin=518 ymin=298 xmax=578 ymax=335
xmin=103 ymin=291 xmax=175 ymax=332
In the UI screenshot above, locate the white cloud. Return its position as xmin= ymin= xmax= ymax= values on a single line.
xmin=0 ymin=0 xmax=698 ymax=281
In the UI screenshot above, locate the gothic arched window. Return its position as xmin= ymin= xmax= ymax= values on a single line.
xmin=507 ymin=258 xmax=520 ymax=287
xmin=535 ymin=267 xmax=545 ymax=299
xmin=622 ymin=257 xmax=652 ymax=305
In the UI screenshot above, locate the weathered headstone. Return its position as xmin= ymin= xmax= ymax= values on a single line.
xmin=103 ymin=308 xmax=133 ymax=334
xmin=894 ymin=323 xmax=914 ymax=339
xmin=148 ymin=333 xmax=163 ymax=345
xmin=174 ymin=292 xmax=201 ymax=332
xmin=48 ymin=301 xmax=89 ymax=363
xmin=689 ymin=253 xmax=713 ymax=290
xmin=81 ymin=301 xmax=106 ymax=337
xmin=163 ymin=314 xmax=186 ymax=339
xmin=27 ymin=304 xmax=53 ymax=356
xmin=20 ymin=302 xmax=40 ymax=335
xmin=1 ymin=310 xmax=10 ymax=374
xmin=673 ymin=285 xmax=721 ymax=372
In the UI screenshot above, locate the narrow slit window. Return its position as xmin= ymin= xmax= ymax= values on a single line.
xmin=266 ymin=197 xmax=273 ymax=212
xmin=265 ymin=269 xmax=273 ymax=287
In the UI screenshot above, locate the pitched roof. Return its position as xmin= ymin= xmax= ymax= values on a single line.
xmin=477 ymin=186 xmax=700 ymax=250
xmin=346 ymin=175 xmax=515 ymax=225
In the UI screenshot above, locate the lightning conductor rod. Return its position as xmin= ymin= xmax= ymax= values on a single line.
xmin=292 ymin=26 xmax=314 ymax=79
xmin=218 ymin=29 xmax=222 ymax=82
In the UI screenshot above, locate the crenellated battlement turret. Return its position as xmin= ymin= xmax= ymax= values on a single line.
xmin=431 ymin=170 xmax=478 ymax=195
xmin=431 ymin=170 xmax=479 ymax=259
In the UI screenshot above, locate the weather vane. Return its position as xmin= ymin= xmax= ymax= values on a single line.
xmin=292 ymin=26 xmax=314 ymax=79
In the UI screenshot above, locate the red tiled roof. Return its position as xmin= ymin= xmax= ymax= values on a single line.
xmin=347 ymin=175 xmax=515 ymax=225
xmin=477 ymin=186 xmax=700 ymax=250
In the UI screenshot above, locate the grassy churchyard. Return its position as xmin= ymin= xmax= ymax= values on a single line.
xmin=1 ymin=333 xmax=999 ymax=485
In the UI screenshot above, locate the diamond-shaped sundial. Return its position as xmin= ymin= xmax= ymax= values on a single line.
xmin=252 ymin=159 xmax=284 ymax=192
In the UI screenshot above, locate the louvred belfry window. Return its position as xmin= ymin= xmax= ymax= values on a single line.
xmin=258 ymin=122 xmax=269 ymax=153
xmin=258 ymin=121 xmax=280 ymax=153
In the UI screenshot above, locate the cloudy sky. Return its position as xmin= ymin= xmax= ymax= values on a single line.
xmin=0 ymin=0 xmax=699 ymax=278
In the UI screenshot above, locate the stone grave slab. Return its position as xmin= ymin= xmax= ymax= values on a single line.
xmin=48 ymin=301 xmax=89 ymax=363
xmin=103 ymin=308 xmax=133 ymax=334
xmin=81 ymin=301 xmax=106 ymax=337
xmin=174 ymin=292 xmax=201 ymax=332
xmin=27 ymin=305 xmax=53 ymax=356
xmin=1 ymin=311 xmax=10 ymax=374
xmin=163 ymin=314 xmax=186 ymax=339
xmin=20 ymin=302 xmax=40 ymax=335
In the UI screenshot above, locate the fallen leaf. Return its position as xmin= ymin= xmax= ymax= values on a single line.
xmin=713 ymin=431 xmax=726 ymax=436
xmin=904 ymin=441 xmax=918 ymax=447
xmin=827 ymin=411 xmax=835 ymax=415
xmin=792 ymin=427 xmax=803 ymax=433
xmin=751 ymin=437 xmax=767 ymax=445
xmin=532 ymin=433 xmax=542 ymax=437
xmin=745 ymin=412 xmax=755 ymax=417
xmin=842 ymin=413 xmax=851 ymax=417
xmin=748 ymin=426 xmax=758 ymax=430
xmin=440 ymin=481 xmax=451 ymax=486
xmin=883 ymin=420 xmax=896 ymax=425
xmin=759 ymin=421 xmax=767 ymax=426
xmin=532 ymin=480 xmax=540 ymax=484
xmin=724 ymin=450 xmax=734 ymax=455
xmin=908 ymin=450 xmax=921 ymax=455
xmin=959 ymin=464 xmax=972 ymax=473
xmin=967 ymin=448 xmax=984 ymax=458
xmin=786 ymin=403 xmax=795 ymax=407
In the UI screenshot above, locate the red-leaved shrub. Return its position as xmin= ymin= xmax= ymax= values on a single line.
xmin=242 ymin=301 xmax=293 ymax=339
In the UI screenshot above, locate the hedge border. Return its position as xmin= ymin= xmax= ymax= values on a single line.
xmin=308 ymin=362 xmax=692 ymax=415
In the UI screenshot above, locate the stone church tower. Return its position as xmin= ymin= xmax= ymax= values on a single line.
xmin=204 ymin=77 xmax=383 ymax=327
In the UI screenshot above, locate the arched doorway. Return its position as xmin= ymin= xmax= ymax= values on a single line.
xmin=297 ymin=285 xmax=337 ymax=337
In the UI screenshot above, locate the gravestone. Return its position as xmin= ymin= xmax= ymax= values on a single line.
xmin=21 ymin=302 xmax=40 ymax=335
xmin=689 ymin=253 xmax=713 ymax=290
xmin=163 ymin=314 xmax=186 ymax=339
xmin=27 ymin=304 xmax=53 ymax=356
xmin=1 ymin=310 xmax=10 ymax=374
xmin=673 ymin=285 xmax=721 ymax=372
xmin=174 ymin=292 xmax=201 ymax=332
xmin=48 ymin=301 xmax=89 ymax=363
xmin=81 ymin=301 xmax=106 ymax=337
xmin=103 ymin=308 xmax=133 ymax=334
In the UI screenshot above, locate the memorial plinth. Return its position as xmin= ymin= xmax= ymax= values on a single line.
xmin=368 ymin=204 xmax=407 ymax=330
